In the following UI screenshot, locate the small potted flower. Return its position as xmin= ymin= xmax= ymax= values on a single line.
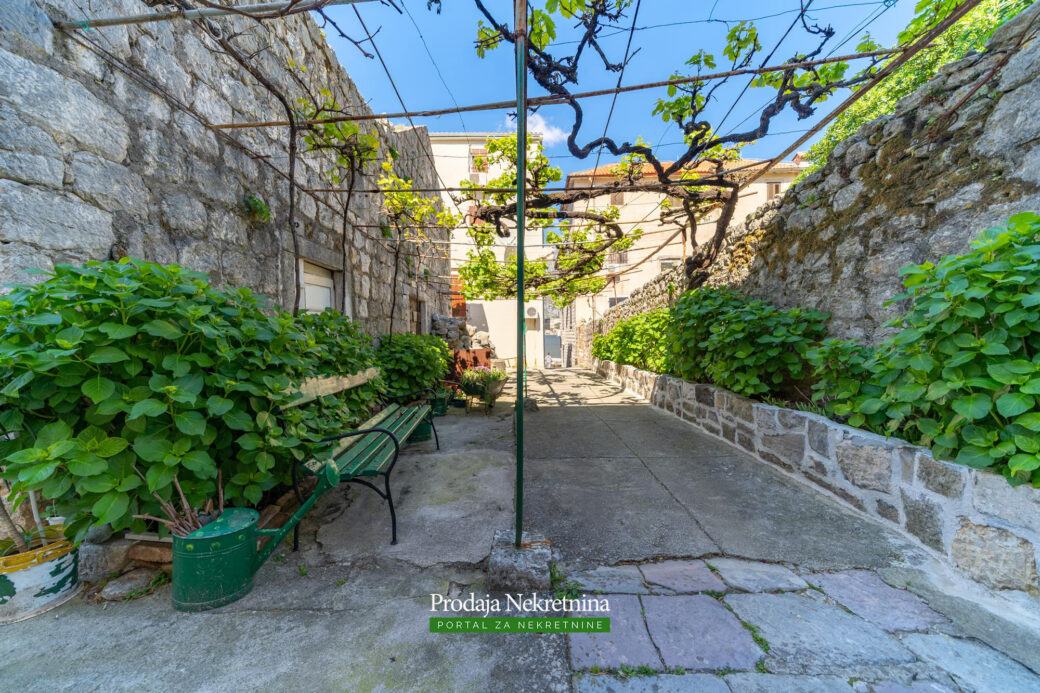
xmin=459 ymin=367 xmax=509 ymax=413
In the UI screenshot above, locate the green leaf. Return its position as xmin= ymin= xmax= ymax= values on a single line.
xmin=87 ymin=346 xmax=129 ymax=364
xmin=36 ymin=421 xmax=73 ymax=448
xmin=181 ymin=450 xmax=217 ymax=478
xmin=236 ymin=432 xmax=263 ymax=450
xmin=24 ymin=313 xmax=61 ymax=327
xmin=66 ymin=454 xmax=108 ymax=476
xmin=133 ymin=435 xmax=173 ymax=462
xmin=952 ymin=394 xmax=992 ymax=421
xmin=145 ymin=464 xmax=176 ymax=492
xmin=223 ymin=409 xmax=254 ymax=431
xmin=99 ymin=322 xmax=138 ymax=339
xmin=1009 ymin=454 xmax=1040 ymax=474
xmin=206 ymin=396 xmax=234 ymax=416
xmin=955 ymin=446 xmax=995 ymax=468
xmin=242 ymin=484 xmax=263 ymax=504
xmin=996 ymin=392 xmax=1034 ymax=418
xmin=95 ymin=437 xmax=129 ymax=458
xmin=92 ymin=492 xmax=129 ymax=525
xmin=174 ymin=411 xmax=207 ymax=436
xmin=81 ymin=376 xmax=116 ymax=404
xmin=1015 ymin=413 xmax=1040 ymax=431
xmin=128 ymin=398 xmax=167 ymax=420
xmin=2 ymin=371 xmax=34 ymax=396
xmin=142 ymin=319 xmax=183 ymax=340
xmin=19 ymin=460 xmax=60 ymax=485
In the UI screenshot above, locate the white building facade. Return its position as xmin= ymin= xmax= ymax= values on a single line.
xmin=428 ymin=132 xmax=547 ymax=368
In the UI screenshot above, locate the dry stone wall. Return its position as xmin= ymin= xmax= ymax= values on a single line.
xmin=576 ymin=4 xmax=1040 ymax=358
xmin=0 ymin=0 xmax=448 ymax=335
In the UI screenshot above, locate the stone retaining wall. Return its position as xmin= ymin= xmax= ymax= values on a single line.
xmin=592 ymin=358 xmax=1040 ymax=596
xmin=0 ymin=0 xmax=449 ymax=334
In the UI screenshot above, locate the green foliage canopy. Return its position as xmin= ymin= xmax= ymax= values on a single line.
xmin=821 ymin=213 xmax=1040 ymax=486
xmin=375 ymin=333 xmax=453 ymax=399
xmin=0 ymin=260 xmax=381 ymax=542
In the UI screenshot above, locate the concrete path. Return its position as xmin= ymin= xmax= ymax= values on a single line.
xmin=2 ymin=369 xmax=1039 ymax=691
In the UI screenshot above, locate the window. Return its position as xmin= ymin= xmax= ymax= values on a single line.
xmin=302 ymin=261 xmax=335 ymax=314
xmin=469 ymin=147 xmax=488 ymax=173
xmin=609 ymin=296 xmax=627 ymax=308
xmin=610 ymin=190 xmax=625 ymax=205
xmin=766 ymin=181 xmax=783 ymax=200
xmin=450 ymin=274 xmax=466 ymax=319
xmin=606 ymin=250 xmax=628 ymax=266
xmin=409 ymin=296 xmax=425 ymax=334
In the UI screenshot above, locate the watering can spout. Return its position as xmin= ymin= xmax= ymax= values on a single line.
xmin=254 ymin=462 xmax=339 ymax=569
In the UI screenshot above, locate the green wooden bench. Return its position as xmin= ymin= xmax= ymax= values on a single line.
xmin=282 ymin=368 xmax=438 ymax=547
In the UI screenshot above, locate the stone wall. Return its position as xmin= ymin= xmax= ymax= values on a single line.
xmin=575 ymin=4 xmax=1040 ymax=362
xmin=593 ymin=357 xmax=1040 ymax=597
xmin=0 ymin=0 xmax=448 ymax=335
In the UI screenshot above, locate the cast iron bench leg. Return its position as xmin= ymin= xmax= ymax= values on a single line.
xmin=384 ymin=472 xmax=398 ymax=545
xmin=429 ymin=411 xmax=440 ymax=451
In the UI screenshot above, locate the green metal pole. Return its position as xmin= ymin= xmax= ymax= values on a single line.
xmin=514 ymin=0 xmax=528 ymax=548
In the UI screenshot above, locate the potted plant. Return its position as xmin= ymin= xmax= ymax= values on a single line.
xmin=431 ymin=384 xmax=454 ymax=417
xmin=0 ymin=492 xmax=79 ymax=623
xmin=459 ymin=367 xmax=509 ymax=413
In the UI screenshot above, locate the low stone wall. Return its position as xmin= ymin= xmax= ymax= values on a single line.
xmin=592 ymin=358 xmax=1040 ymax=596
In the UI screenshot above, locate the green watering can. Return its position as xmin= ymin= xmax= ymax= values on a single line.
xmin=171 ymin=463 xmax=339 ymax=612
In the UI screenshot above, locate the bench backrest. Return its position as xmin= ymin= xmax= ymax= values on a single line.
xmin=282 ymin=367 xmax=381 ymax=409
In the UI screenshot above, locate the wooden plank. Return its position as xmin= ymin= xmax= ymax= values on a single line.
xmin=327 ymin=405 xmax=402 ymax=458
xmin=302 ymin=405 xmax=402 ymax=475
xmin=357 ymin=406 xmax=431 ymax=477
xmin=282 ymin=367 xmax=381 ymax=409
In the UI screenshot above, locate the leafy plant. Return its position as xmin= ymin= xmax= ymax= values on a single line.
xmin=590 ymin=308 xmax=673 ymax=373
xmin=375 ymin=333 xmax=452 ymax=400
xmin=0 ymin=259 xmax=381 ymax=542
xmin=242 ymin=194 xmax=271 ymax=223
xmin=669 ymin=287 xmax=828 ymax=398
xmin=829 ymin=213 xmax=1040 ymax=486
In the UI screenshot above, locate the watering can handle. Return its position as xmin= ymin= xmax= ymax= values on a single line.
xmin=254 ymin=463 xmax=339 ymax=568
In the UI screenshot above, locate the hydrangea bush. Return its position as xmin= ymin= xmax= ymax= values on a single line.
xmin=0 ymin=259 xmax=381 ymax=541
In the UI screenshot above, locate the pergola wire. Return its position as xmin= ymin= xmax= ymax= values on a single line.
xmin=57 ymin=0 xmax=979 ymax=304
xmin=208 ymin=47 xmax=909 ymax=129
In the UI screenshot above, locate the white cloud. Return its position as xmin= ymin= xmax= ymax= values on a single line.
xmin=504 ymin=113 xmax=569 ymax=147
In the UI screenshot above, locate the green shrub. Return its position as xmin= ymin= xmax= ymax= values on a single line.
xmin=376 ymin=333 xmax=452 ymax=399
xmin=669 ymin=287 xmax=829 ymax=397
xmin=0 ymin=259 xmax=380 ymax=542
xmin=830 ymin=212 xmax=1040 ymax=485
xmin=805 ymin=338 xmax=874 ymax=409
xmin=591 ymin=308 xmax=673 ymax=372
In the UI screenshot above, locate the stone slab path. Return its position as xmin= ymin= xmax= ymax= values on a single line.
xmin=524 ymin=370 xmax=1040 ymax=692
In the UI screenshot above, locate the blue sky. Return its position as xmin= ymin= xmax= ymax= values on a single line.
xmin=321 ymin=0 xmax=917 ymax=178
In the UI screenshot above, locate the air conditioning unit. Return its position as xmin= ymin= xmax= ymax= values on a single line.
xmin=526 ymin=307 xmax=538 ymax=318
